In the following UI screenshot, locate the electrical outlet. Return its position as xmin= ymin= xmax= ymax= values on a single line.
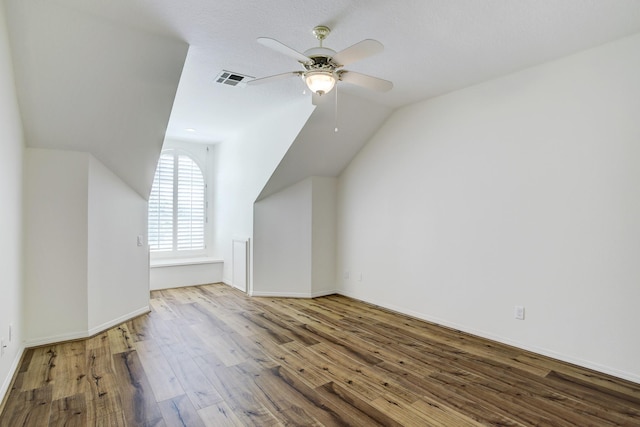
xmin=8 ymin=323 xmax=12 ymax=342
xmin=137 ymin=235 xmax=144 ymax=246
xmin=514 ymin=305 xmax=525 ymax=320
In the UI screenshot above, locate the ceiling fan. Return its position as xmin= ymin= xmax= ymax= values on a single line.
xmin=248 ymin=25 xmax=393 ymax=100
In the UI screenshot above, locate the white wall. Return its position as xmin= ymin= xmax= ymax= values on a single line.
xmin=214 ymin=98 xmax=314 ymax=289
xmin=24 ymin=148 xmax=151 ymax=346
xmin=150 ymin=262 xmax=223 ymax=290
xmin=24 ymin=148 xmax=89 ymax=344
xmin=0 ymin=1 xmax=25 ymax=402
xmin=253 ymin=176 xmax=337 ymax=297
xmin=311 ymin=177 xmax=337 ymax=296
xmin=87 ymin=156 xmax=149 ymax=333
xmin=337 ymin=33 xmax=640 ymax=383
xmin=254 ymin=178 xmax=313 ymax=296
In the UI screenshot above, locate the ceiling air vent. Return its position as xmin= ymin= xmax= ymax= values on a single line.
xmin=215 ymin=70 xmax=253 ymax=88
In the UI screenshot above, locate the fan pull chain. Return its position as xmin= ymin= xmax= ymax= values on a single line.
xmin=334 ymin=84 xmax=339 ymax=133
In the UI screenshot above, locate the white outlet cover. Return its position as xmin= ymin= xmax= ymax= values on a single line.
xmin=514 ymin=305 xmax=525 ymax=320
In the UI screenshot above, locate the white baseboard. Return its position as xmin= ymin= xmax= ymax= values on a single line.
xmin=25 ymin=330 xmax=93 ymax=348
xmin=24 ymin=306 xmax=150 ymax=348
xmin=311 ymin=289 xmax=337 ymax=298
xmin=0 ymin=344 xmax=25 ymax=410
xmin=87 ymin=306 xmax=150 ymax=337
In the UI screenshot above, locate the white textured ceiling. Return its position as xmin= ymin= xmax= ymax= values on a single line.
xmin=46 ymin=0 xmax=640 ymax=145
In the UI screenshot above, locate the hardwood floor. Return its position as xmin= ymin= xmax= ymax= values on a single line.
xmin=1 ymin=283 xmax=639 ymax=426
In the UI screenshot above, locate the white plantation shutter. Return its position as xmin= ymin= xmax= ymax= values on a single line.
xmin=177 ymin=154 xmax=205 ymax=250
xmin=149 ymin=152 xmax=174 ymax=251
xmin=148 ymin=149 xmax=206 ymax=255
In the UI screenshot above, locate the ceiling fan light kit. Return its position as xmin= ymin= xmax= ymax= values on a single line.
xmin=304 ymin=70 xmax=336 ymax=95
xmin=249 ymin=25 xmax=392 ymax=98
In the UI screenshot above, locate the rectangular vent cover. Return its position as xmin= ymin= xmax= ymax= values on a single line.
xmin=215 ymin=70 xmax=253 ymax=87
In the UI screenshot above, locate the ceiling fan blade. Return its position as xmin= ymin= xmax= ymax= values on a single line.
xmin=257 ymin=37 xmax=311 ymax=64
xmin=247 ymin=71 xmax=303 ymax=86
xmin=331 ymin=39 xmax=384 ymax=67
xmin=338 ymin=71 xmax=393 ymax=92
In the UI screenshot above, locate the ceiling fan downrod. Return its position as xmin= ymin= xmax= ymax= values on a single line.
xmin=312 ymin=25 xmax=330 ymax=47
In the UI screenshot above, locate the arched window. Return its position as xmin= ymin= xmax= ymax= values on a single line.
xmin=148 ymin=149 xmax=206 ymax=256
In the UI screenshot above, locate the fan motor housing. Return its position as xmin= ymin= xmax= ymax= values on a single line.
xmin=303 ymin=47 xmax=337 ymax=69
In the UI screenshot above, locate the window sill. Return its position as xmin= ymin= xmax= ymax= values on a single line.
xmin=150 ymin=257 xmax=224 ymax=268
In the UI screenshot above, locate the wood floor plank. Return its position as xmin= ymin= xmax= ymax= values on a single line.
xmin=250 ymin=367 xmax=327 ymax=426
xmin=410 ymin=393 xmax=485 ymax=426
xmin=20 ymin=347 xmax=57 ymax=391
xmin=212 ymin=311 xmax=265 ymax=337
xmin=250 ymin=300 xmax=323 ymax=346
xmin=158 ymin=394 xmax=206 ymax=427
xmin=85 ymin=332 xmax=110 ymax=352
xmin=85 ymin=346 xmax=118 ymax=411
xmin=51 ymin=341 xmax=88 ymax=401
xmin=194 ymin=357 xmax=282 ymax=426
xmin=222 ymin=331 xmax=280 ymax=370
xmin=106 ymin=324 xmax=135 ymax=355
xmin=238 ymin=310 xmax=295 ymax=345
xmin=254 ymin=339 xmax=333 ymax=389
xmin=370 ymin=394 xmax=469 ymax=427
xmin=269 ymin=362 xmax=406 ymax=427
xmin=299 ymin=322 xmax=384 ymax=366
xmin=150 ymin=297 xmax=180 ymax=321
xmin=3 ymin=283 xmax=640 ymax=426
xmin=170 ymin=301 xmax=216 ymax=326
xmin=376 ymin=360 xmax=522 ymax=425
xmin=135 ymin=340 xmax=185 ymax=402
xmin=161 ymin=342 xmax=224 ymax=410
xmin=93 ymin=410 xmax=127 ymax=427
xmin=0 ymin=385 xmax=52 ymax=427
xmin=18 ymin=349 xmax=35 ymax=374
xmin=111 ymin=350 xmax=164 ymax=426
xmin=190 ymin=325 xmax=247 ymax=367
xmin=85 ymin=372 xmax=124 ymax=420
xmin=304 ymin=342 xmax=420 ymax=405
xmin=127 ymin=315 xmax=154 ymax=343
xmin=546 ymin=366 xmax=640 ymax=405
xmin=197 ymin=401 xmax=245 ymax=427
xmin=48 ymin=393 xmax=88 ymax=427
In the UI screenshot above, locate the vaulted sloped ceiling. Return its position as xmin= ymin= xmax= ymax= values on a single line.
xmin=4 ymin=0 xmax=188 ymax=198
xmin=5 ymin=0 xmax=640 ymax=200
xmin=258 ymin=92 xmax=392 ymax=200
